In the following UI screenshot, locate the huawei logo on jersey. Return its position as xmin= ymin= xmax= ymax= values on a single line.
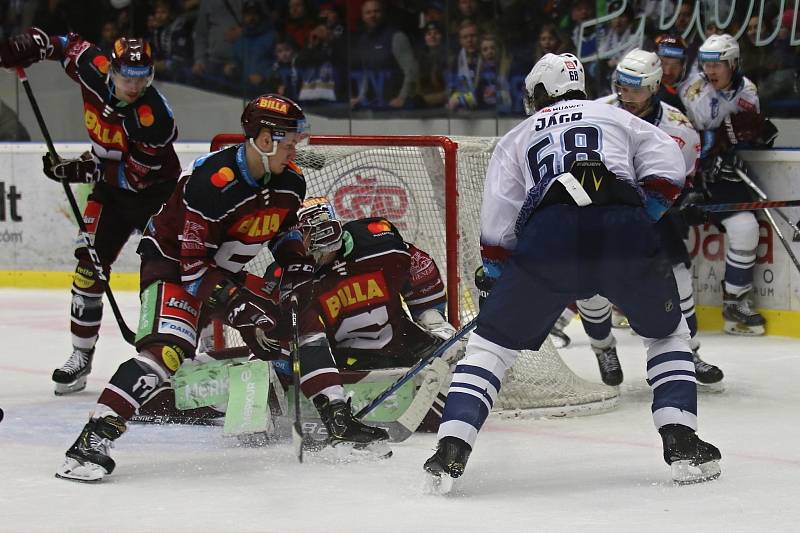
xmin=230 ymin=208 xmax=289 ymax=244
xmin=321 ymin=272 xmax=389 ymax=321
xmin=83 ymin=103 xmax=127 ymax=151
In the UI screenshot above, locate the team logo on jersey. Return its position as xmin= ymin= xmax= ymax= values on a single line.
xmin=91 ymin=54 xmax=109 ymax=75
xmin=685 ymin=79 xmax=703 ymax=101
xmin=320 ymin=272 xmax=390 ymax=322
xmin=667 ymin=110 xmax=692 ymax=128
xmin=737 ymin=98 xmax=756 ymax=112
xmin=256 ymin=96 xmax=289 ymax=115
xmin=409 ymin=249 xmax=435 ymax=282
xmin=83 ymin=103 xmax=127 ymax=150
xmin=137 ymin=105 xmax=155 ymax=127
xmin=670 ymin=135 xmax=686 ymax=149
xmin=367 ymin=219 xmax=392 ymax=235
xmin=230 ymin=208 xmax=289 ymax=243
xmin=210 ymin=166 xmax=235 ymax=188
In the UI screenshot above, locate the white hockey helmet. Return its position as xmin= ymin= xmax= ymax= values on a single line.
xmin=523 ymin=53 xmax=585 ymax=114
xmin=698 ymin=33 xmax=739 ymax=70
xmin=613 ymin=48 xmax=663 ymax=95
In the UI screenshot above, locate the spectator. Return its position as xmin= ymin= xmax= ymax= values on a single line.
xmin=448 ymin=0 xmax=493 ymax=42
xmin=472 ymin=33 xmax=512 ymax=111
xmin=295 ymin=15 xmax=347 ymax=102
xmin=449 ymin=19 xmax=480 ymax=98
xmin=192 ymin=0 xmax=242 ymax=85
xmin=533 ymin=23 xmax=572 ymax=63
xmin=284 ymin=0 xmax=316 ymax=49
xmin=759 ymin=9 xmax=800 ymax=101
xmin=350 ymin=0 xmax=418 ymax=109
xmin=225 ymin=0 xmax=276 ymax=95
xmin=98 ymin=20 xmax=120 ymax=54
xmin=149 ymin=0 xmax=194 ymax=82
xmin=598 ymin=2 xmax=639 ymax=70
xmin=266 ymin=39 xmax=300 ymax=99
xmin=413 ymin=21 xmax=448 ymax=108
xmin=740 ymin=15 xmax=771 ymax=87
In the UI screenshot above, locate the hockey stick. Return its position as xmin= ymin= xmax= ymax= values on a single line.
xmin=355 ymin=316 xmax=477 ymax=420
xmin=288 ymin=296 xmax=304 ymax=463
xmin=695 ymin=199 xmax=800 ymax=212
xmin=16 ymin=67 xmax=136 ymax=345
xmin=734 ymin=168 xmax=800 ymax=239
xmin=734 ymin=168 xmax=800 ymax=275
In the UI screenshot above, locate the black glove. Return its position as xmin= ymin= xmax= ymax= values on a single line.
xmin=42 ymin=152 xmax=101 ymax=183
xmin=713 ymin=151 xmax=746 ymax=182
xmin=226 ymin=296 xmax=279 ymax=358
xmin=678 ymin=190 xmax=710 ymax=226
xmin=0 ymin=27 xmax=52 ymax=68
xmin=474 ymin=266 xmax=496 ymax=309
xmin=279 ymin=256 xmax=316 ymax=312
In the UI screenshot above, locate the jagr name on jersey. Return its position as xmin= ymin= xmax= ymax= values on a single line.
xmin=534 ymin=112 xmax=584 ymax=132
xmin=321 ymin=272 xmax=390 ymax=321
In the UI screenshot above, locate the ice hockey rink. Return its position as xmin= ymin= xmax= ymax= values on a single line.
xmin=1 ymin=288 xmax=798 ymax=533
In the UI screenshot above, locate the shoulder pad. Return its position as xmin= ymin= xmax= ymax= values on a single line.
xmin=269 ymin=163 xmax=306 ymax=200
xmin=74 ymin=47 xmax=110 ymax=95
xmin=183 ymin=147 xmax=256 ymax=221
xmin=342 ymin=218 xmax=407 ymax=260
xmin=126 ymin=88 xmax=177 ymax=146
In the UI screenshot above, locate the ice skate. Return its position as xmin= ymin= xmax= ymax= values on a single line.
xmin=693 ymin=345 xmax=725 ymax=392
xmin=312 ymin=396 xmax=392 ymax=459
xmin=52 ymin=348 xmax=94 ymax=395
xmin=723 ymin=286 xmax=765 ymax=336
xmin=423 ymin=436 xmax=472 ymax=495
xmin=659 ymin=424 xmax=721 ymax=484
xmin=593 ymin=345 xmax=623 ymax=386
xmin=56 ymin=414 xmax=126 ymax=482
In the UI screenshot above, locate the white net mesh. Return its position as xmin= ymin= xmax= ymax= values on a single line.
xmin=211 ymin=135 xmax=618 ymax=416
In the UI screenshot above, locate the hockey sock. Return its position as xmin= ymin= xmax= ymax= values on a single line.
xmin=96 ymin=355 xmax=168 ymax=420
xmin=672 ymin=263 xmax=698 ymax=338
xmin=70 ymin=289 xmax=103 ymax=351
xmin=577 ymin=296 xmax=613 ymax=343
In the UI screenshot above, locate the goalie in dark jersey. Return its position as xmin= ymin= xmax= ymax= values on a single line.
xmin=0 ymin=29 xmax=181 ymax=395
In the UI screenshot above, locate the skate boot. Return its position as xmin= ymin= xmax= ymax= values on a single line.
xmin=423 ymin=436 xmax=472 ymax=494
xmin=692 ymin=342 xmax=724 ymax=392
xmin=593 ymin=344 xmax=623 ymax=386
xmin=52 ymin=348 xmax=94 ymax=395
xmin=659 ymin=424 xmax=721 ymax=484
xmin=722 ymin=285 xmax=765 ymax=336
xmin=549 ymin=314 xmax=572 ymax=348
xmin=313 ymin=396 xmax=391 ymax=457
xmin=56 ymin=414 xmax=127 ymax=482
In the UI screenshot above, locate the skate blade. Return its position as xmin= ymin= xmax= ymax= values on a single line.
xmin=54 ymin=376 xmax=87 ymax=396
xmin=697 ymin=381 xmax=726 ymax=393
xmin=55 ymin=457 xmax=107 ymax=483
xmin=723 ymin=321 xmax=765 ymax=336
xmin=671 ymin=459 xmax=721 ymax=485
xmin=307 ymin=440 xmax=393 ymax=462
xmin=422 ymin=471 xmax=454 ymax=495
xmin=549 ymin=332 xmax=570 ymax=349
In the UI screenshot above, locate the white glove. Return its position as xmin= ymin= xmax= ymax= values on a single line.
xmin=417 ymin=309 xmax=466 ymax=364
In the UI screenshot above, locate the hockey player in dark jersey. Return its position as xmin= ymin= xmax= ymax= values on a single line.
xmin=238 ymin=199 xmax=462 ymax=435
xmin=53 ymin=94 xmax=348 ymax=482
xmin=0 ymin=29 xmax=181 ymax=395
xmin=654 ymin=34 xmax=690 ymax=112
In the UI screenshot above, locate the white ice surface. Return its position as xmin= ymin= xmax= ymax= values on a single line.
xmin=1 ymin=288 xmax=799 ymax=533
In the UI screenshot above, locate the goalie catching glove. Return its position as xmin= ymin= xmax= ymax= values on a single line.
xmin=42 ymin=152 xmax=102 ymax=184
xmin=416 ymin=308 xmax=466 ymax=365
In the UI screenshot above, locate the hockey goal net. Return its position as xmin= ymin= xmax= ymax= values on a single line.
xmin=208 ymin=133 xmax=618 ymax=417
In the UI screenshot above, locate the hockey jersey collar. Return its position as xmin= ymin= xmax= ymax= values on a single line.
xmin=235 ymin=143 xmax=266 ymax=188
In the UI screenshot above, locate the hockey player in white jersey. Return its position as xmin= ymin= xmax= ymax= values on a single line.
xmin=680 ymin=34 xmax=778 ymax=335
xmin=580 ymin=49 xmax=724 ymax=389
xmin=423 ymin=53 xmax=721 ymax=489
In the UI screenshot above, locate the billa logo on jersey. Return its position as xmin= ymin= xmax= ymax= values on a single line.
xmin=231 ymin=208 xmax=289 ymax=243
xmin=84 ymin=103 xmax=127 ymax=150
xmin=211 ymin=166 xmax=235 ymax=188
xmin=321 ymin=272 xmax=390 ymax=322
xmin=256 ymin=96 xmax=289 ymax=115
xmin=137 ymin=105 xmax=155 ymax=127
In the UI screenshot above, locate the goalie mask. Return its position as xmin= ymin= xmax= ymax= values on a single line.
xmin=297 ymin=197 xmax=343 ymax=262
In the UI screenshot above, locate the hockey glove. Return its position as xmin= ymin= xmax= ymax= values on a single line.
xmin=226 ymin=297 xmax=281 ymax=359
xmin=42 ymin=152 xmax=102 ymax=184
xmin=712 ymin=151 xmax=746 ymax=182
xmin=278 ymin=257 xmax=316 ymax=313
xmin=677 ymin=190 xmax=710 ymax=226
xmin=417 ymin=308 xmax=465 ymax=364
xmin=474 ymin=265 xmax=496 ymax=309
xmin=727 ymin=111 xmax=778 ymax=146
xmin=0 ymin=27 xmax=53 ymax=68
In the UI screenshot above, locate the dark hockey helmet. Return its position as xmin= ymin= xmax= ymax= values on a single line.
xmin=241 ymin=94 xmax=309 ymax=141
xmin=654 ymin=34 xmax=688 ymax=84
xmin=110 ymin=37 xmax=154 ymax=81
xmin=297 ymin=197 xmax=343 ymax=262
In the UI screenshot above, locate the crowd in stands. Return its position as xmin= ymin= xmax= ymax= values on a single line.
xmin=2 ymin=0 xmax=798 ymax=116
